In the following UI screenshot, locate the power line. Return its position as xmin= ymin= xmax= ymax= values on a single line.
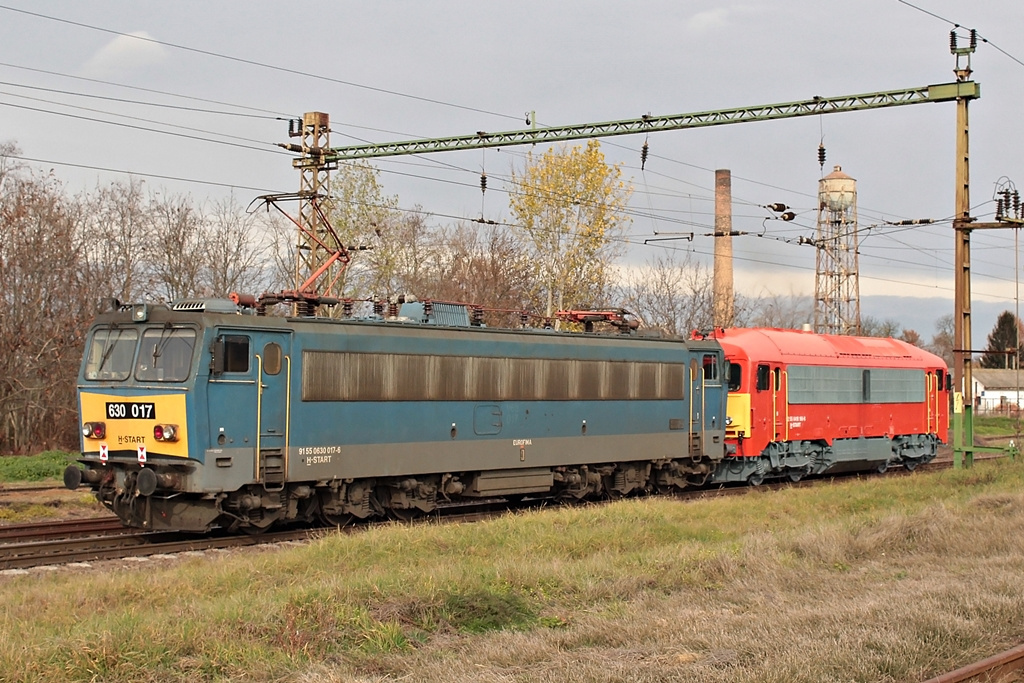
xmin=0 ymin=60 xmax=294 ymax=118
xmin=0 ymin=101 xmax=287 ymax=156
xmin=0 ymin=4 xmax=522 ymax=122
xmin=0 ymin=90 xmax=282 ymax=149
xmin=5 ymin=153 xmax=279 ymax=193
xmin=0 ymin=78 xmax=281 ymax=119
xmin=896 ymin=0 xmax=1024 ymax=69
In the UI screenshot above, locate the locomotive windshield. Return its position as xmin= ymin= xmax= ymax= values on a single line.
xmin=83 ymin=326 xmax=197 ymax=382
xmin=84 ymin=327 xmax=138 ymax=381
xmin=135 ymin=328 xmax=197 ymax=382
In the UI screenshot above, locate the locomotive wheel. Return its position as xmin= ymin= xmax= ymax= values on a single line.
xmin=877 ymin=461 xmax=889 ymax=474
xmin=318 ymin=510 xmax=354 ymax=528
xmin=904 ymin=460 xmax=919 ymax=471
xmin=388 ymin=507 xmax=422 ymax=522
xmin=788 ymin=471 xmax=803 ymax=483
xmin=747 ymin=472 xmax=764 ymax=487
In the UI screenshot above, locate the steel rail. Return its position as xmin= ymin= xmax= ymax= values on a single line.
xmin=922 ymin=643 xmax=1024 ymax=683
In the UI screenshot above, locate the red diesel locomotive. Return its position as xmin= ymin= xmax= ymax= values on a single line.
xmin=708 ymin=327 xmax=949 ymax=485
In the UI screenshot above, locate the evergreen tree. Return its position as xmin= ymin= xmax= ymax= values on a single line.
xmin=980 ymin=311 xmax=1024 ymax=369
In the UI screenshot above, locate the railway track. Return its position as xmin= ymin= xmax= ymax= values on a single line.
xmin=0 ymin=453 xmax=1009 ymax=572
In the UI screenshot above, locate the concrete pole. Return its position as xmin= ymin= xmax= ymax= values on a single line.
xmin=713 ymin=169 xmax=735 ymax=329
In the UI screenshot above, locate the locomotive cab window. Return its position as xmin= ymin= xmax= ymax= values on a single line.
xmin=756 ymin=364 xmax=771 ymax=392
xmin=702 ymin=354 xmax=719 ymax=382
xmin=211 ymin=335 xmax=250 ymax=375
xmin=135 ymin=327 xmax=196 ymax=382
xmin=727 ymin=363 xmax=742 ymax=392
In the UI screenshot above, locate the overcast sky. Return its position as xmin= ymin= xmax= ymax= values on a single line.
xmin=1 ymin=1 xmax=1022 ymax=343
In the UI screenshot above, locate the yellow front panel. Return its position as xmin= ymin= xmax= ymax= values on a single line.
xmin=726 ymin=392 xmax=751 ymax=438
xmin=79 ymin=392 xmax=190 ymax=458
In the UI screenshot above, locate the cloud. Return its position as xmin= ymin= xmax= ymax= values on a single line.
xmin=686 ymin=8 xmax=732 ymax=32
xmin=81 ymin=31 xmax=168 ymax=78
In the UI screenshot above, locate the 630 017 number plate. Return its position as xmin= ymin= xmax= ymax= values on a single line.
xmin=105 ymin=402 xmax=156 ymax=420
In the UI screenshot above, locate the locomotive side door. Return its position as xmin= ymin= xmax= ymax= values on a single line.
xmin=754 ymin=363 xmax=785 ymax=442
xmin=206 ymin=330 xmax=292 ymax=491
xmin=772 ymin=365 xmax=786 ymax=441
xmin=254 ymin=334 xmax=293 ymax=490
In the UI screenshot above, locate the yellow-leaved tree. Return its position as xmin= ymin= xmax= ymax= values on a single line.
xmin=508 ymin=140 xmax=632 ymax=322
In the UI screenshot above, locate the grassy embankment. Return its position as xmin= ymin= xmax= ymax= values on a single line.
xmin=0 ymin=451 xmax=101 ymax=522
xmin=0 ymin=458 xmax=1022 ymax=682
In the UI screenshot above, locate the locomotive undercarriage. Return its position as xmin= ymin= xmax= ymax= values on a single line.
xmin=713 ymin=433 xmax=941 ymax=485
xmin=75 ymin=454 xmax=720 ymax=532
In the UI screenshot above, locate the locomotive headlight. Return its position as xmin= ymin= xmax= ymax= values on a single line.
xmin=153 ymin=424 xmax=179 ymax=442
xmin=82 ymin=422 xmax=106 ymax=439
xmin=725 ymin=416 xmax=733 ymax=426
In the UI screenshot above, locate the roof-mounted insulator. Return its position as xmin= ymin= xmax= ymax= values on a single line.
xmin=641 ymin=140 xmax=649 ymax=171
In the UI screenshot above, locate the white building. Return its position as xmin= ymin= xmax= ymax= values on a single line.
xmin=972 ymin=369 xmax=1024 ymax=414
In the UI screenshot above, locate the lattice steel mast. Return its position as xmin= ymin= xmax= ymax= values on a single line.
xmin=813 ymin=165 xmax=860 ymax=335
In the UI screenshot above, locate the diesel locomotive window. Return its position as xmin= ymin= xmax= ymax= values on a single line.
xmin=788 ymin=366 xmax=925 ymax=404
xmin=135 ymin=328 xmax=197 ymax=382
xmin=756 ymin=364 xmax=771 ymax=392
xmin=727 ymin=363 xmax=742 ymax=392
xmin=84 ymin=328 xmax=139 ymax=381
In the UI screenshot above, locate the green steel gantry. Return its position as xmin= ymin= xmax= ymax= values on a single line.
xmin=285 ymin=82 xmax=978 ymax=164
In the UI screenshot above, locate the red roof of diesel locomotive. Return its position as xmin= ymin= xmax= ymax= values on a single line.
xmin=709 ymin=327 xmax=946 ymax=369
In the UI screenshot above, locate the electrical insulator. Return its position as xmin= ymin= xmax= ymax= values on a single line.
xmin=817 ymin=143 xmax=826 ymax=169
xmin=996 ymin=198 xmax=1005 ymax=219
xmin=767 ymin=203 xmax=789 ymax=213
xmin=970 ymin=29 xmax=977 ymax=49
xmin=1014 ymin=191 xmax=1020 ymax=217
xmin=780 ymin=211 xmax=796 ymax=222
xmin=641 ymin=140 xmax=649 ymax=170
xmin=950 ymin=30 xmax=957 ymax=52
xmin=480 ymin=172 xmax=487 ymax=194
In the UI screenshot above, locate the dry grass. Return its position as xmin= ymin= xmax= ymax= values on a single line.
xmin=1 ymin=461 xmax=1023 ymax=682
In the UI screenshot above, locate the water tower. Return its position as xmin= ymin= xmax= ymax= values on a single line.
xmin=813 ymin=165 xmax=860 ymax=335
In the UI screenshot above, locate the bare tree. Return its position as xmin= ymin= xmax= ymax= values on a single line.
xmin=82 ymin=178 xmax=152 ymax=302
xmin=617 ymin=252 xmax=714 ymax=336
xmin=860 ymin=316 xmax=901 ymax=338
xmin=0 ymin=163 xmax=90 ymax=451
xmin=423 ymin=223 xmax=534 ymax=325
xmin=743 ymin=291 xmax=814 ymax=330
xmin=147 ymin=192 xmax=204 ymax=301
xmin=201 ymin=194 xmax=274 ymax=297
xmin=928 ymin=313 xmax=955 ymax=367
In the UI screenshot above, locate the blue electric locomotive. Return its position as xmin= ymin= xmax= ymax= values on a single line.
xmin=64 ymin=298 xmax=727 ymax=532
